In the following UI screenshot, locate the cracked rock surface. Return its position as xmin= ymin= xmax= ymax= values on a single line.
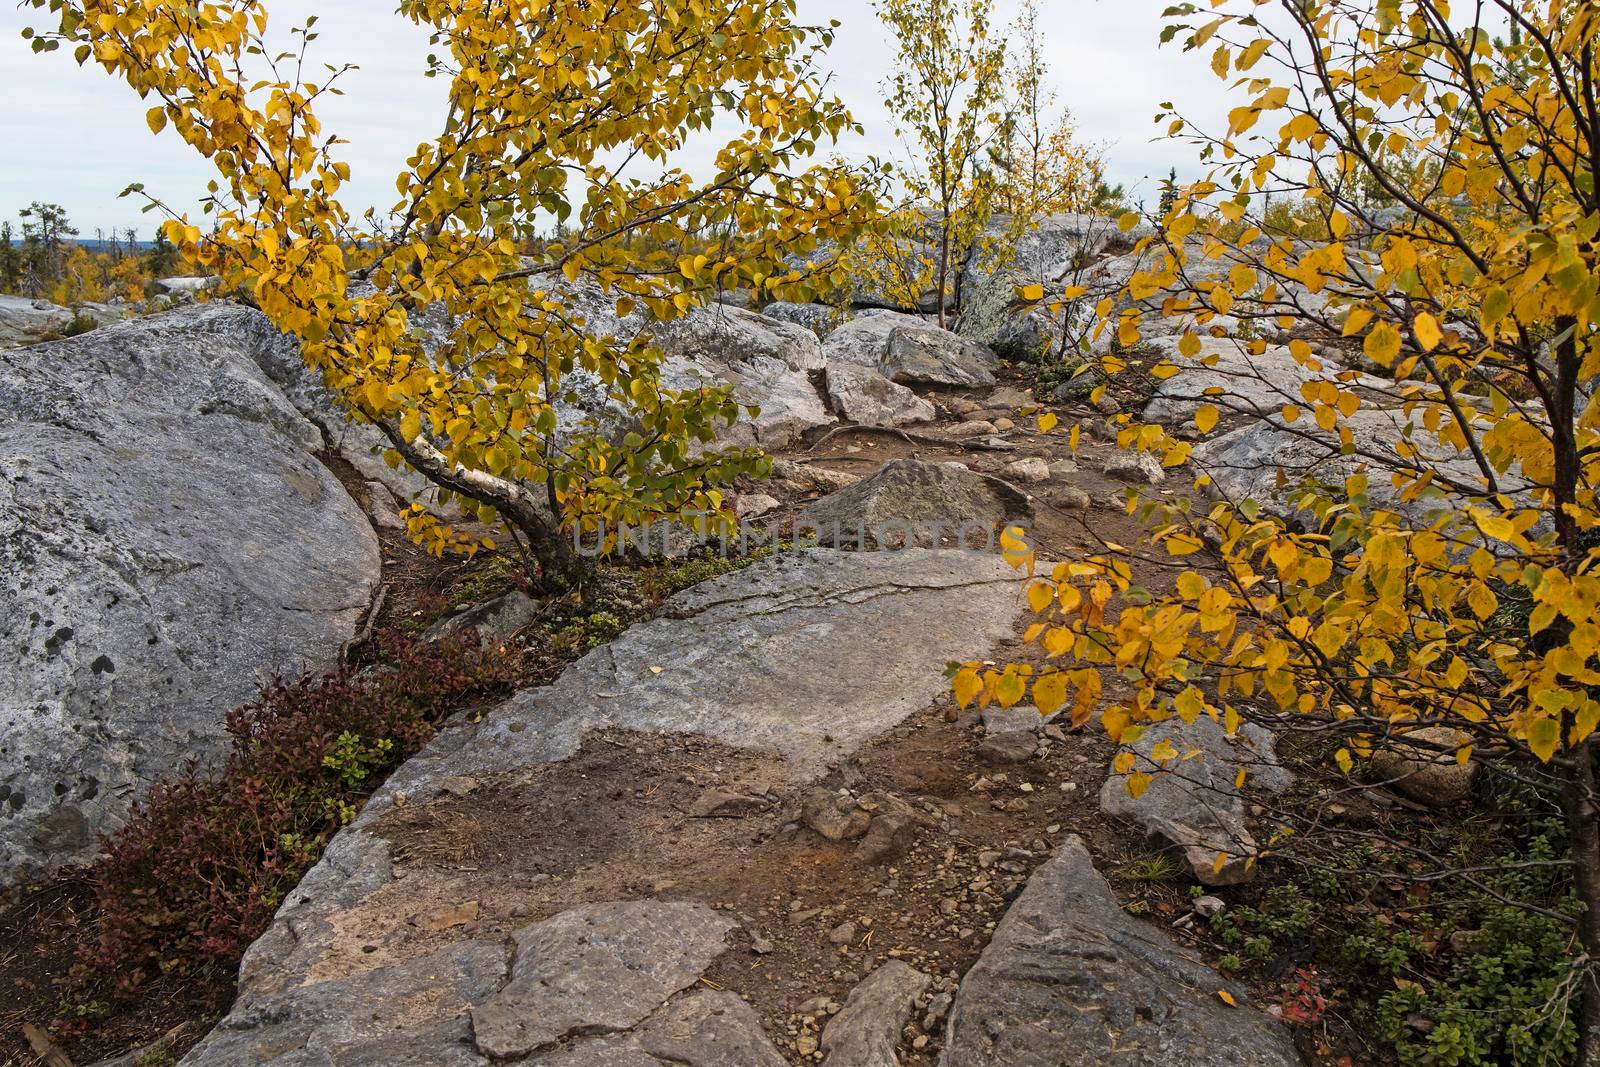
xmin=0 ymin=305 xmax=380 ymax=879
xmin=179 ymin=548 xmax=1023 ymax=1065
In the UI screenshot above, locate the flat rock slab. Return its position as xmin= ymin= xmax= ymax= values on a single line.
xmin=941 ymin=836 xmax=1301 ymax=1066
xmin=184 ymin=940 xmax=510 ymax=1066
xmin=181 ymin=548 xmax=1025 ymax=1064
xmin=1 ymin=305 xmax=380 ymax=879
xmin=472 ymin=901 xmax=735 ymax=1057
xmin=529 ymin=990 xmax=788 ymax=1066
xmin=383 ymin=547 xmax=1024 ymax=789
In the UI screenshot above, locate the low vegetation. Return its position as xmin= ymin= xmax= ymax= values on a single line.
xmin=82 ymin=636 xmax=517 ymax=993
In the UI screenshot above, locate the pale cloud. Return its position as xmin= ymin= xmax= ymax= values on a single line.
xmin=0 ymin=0 xmax=1234 ymax=236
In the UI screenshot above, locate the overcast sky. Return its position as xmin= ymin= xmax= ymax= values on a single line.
xmin=0 ymin=0 xmax=1234 ymax=238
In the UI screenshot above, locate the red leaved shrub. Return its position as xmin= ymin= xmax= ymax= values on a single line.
xmin=80 ymin=637 xmax=515 ymax=993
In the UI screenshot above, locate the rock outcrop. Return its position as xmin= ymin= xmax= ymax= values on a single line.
xmin=178 ymin=548 xmax=1024 ymax=1064
xmin=761 ymin=300 xmax=848 ymax=339
xmin=941 ymin=836 xmax=1301 ymax=1066
xmin=824 ymin=311 xmax=998 ymax=389
xmin=958 ymin=213 xmax=1135 ymax=361
xmin=1 ymin=304 xmax=381 ymax=879
xmin=1192 ymin=404 xmax=1519 ymax=525
xmin=0 ymin=295 xmax=128 ymax=349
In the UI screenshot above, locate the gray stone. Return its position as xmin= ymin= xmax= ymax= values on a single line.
xmin=1142 ymin=334 xmax=1389 ymax=424
xmin=0 ymin=295 xmax=120 ymax=348
xmin=529 ymin=990 xmax=788 ymax=1067
xmin=941 ymin=836 xmax=1300 ymax=1066
xmin=769 ymin=459 xmax=861 ymax=495
xmin=156 ymin=275 xmax=220 ymax=295
xmin=883 ymin=328 xmax=997 ymax=388
xmin=183 ymin=548 xmax=1026 ymax=1060
xmin=957 ymin=214 xmax=1133 ymax=362
xmin=0 ymin=294 xmax=69 ymax=347
xmin=1098 ymin=716 xmax=1290 ymax=886
xmin=1102 ymin=450 xmax=1167 ymax=485
xmin=825 ymin=364 xmax=936 ymax=427
xmin=854 ymin=813 xmax=918 ymax=864
xmin=762 ymin=301 xmax=848 ymax=339
xmin=798 ymin=460 xmax=1031 ymax=549
xmin=823 ymin=311 xmax=924 ymax=369
xmin=181 ymin=940 xmax=508 ymax=1066
xmin=823 ymin=310 xmax=997 ymax=389
xmin=423 ymin=590 xmax=541 ymax=647
xmin=1002 ymin=458 xmax=1050 ymax=483
xmin=804 ymin=787 xmax=873 ymax=842
xmin=978 ymin=732 xmax=1039 ymax=765
xmin=1051 ymin=486 xmax=1092 ymax=510
xmin=243 ymin=304 xmax=449 ymax=511
xmin=821 ymin=960 xmax=931 ymax=1067
xmin=947 ymin=419 xmax=999 ymax=438
xmin=982 ymin=705 xmax=1057 ymax=736
xmin=363 ymin=480 xmax=407 ymax=531
xmin=656 ymin=302 xmax=833 ymax=450
xmin=381 ymin=548 xmax=1024 ymax=785
xmin=471 ymin=901 xmax=735 ymax=1058
xmin=1 ymin=305 xmax=380 ymax=879
xmin=735 ymin=493 xmax=782 ymax=520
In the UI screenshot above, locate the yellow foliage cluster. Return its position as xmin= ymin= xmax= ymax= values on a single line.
xmin=962 ymin=1 xmax=1600 ymax=811
xmin=28 ymin=0 xmax=880 ymax=584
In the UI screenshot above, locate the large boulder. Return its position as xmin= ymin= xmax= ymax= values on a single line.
xmin=824 ymin=311 xmax=998 ymax=388
xmin=244 ymin=301 xmax=450 ymax=511
xmin=1099 ymin=716 xmax=1291 ymax=886
xmin=798 ymin=460 xmax=1032 ymax=549
xmin=0 ymin=304 xmax=381 ymax=880
xmin=656 ymin=302 xmax=833 ymax=450
xmin=528 ymin=279 xmax=834 ymax=450
xmin=958 ymin=213 xmax=1144 ymax=362
xmin=941 ymin=836 xmax=1301 ymax=1066
xmin=0 ymin=294 xmax=73 ymax=348
xmin=824 ymin=364 xmax=936 ymax=427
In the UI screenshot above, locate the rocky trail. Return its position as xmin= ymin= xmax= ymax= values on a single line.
xmin=0 ymin=215 xmax=1339 ymax=1066
xmin=164 ymin=376 xmax=1301 ymax=1065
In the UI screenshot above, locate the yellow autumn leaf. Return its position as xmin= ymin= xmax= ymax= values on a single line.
xmin=1195 ymin=404 xmax=1220 ymax=433
xmin=1413 ymin=312 xmax=1443 ymax=352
